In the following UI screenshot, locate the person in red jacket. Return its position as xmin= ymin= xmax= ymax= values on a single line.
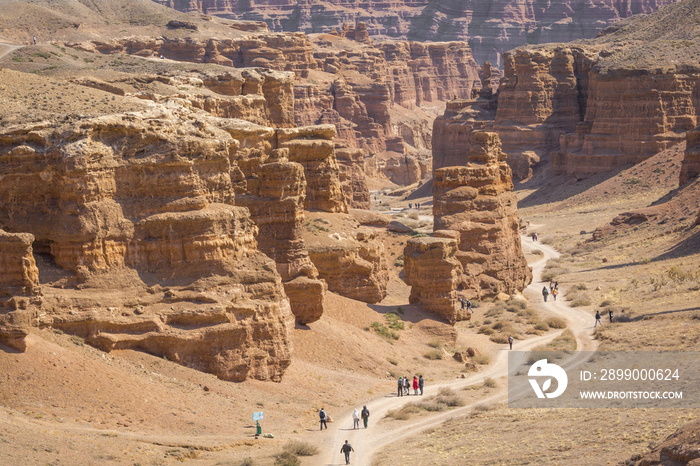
xmin=412 ymin=376 xmax=419 ymax=395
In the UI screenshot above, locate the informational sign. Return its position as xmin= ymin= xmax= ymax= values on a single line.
xmin=252 ymin=411 xmax=264 ymax=421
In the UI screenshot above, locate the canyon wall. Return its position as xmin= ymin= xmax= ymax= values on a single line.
xmin=680 ymin=128 xmax=700 ymax=186
xmin=152 ymin=0 xmax=680 ymax=65
xmin=432 ymin=132 xmax=532 ymax=298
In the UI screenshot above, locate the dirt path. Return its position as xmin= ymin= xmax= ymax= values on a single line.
xmin=312 ymin=236 xmax=598 ymax=465
xmin=0 ymin=42 xmax=23 ymax=60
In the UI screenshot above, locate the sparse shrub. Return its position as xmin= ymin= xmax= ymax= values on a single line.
xmin=534 ymin=329 xmax=577 ymax=351
xmin=371 ymin=322 xmax=399 ymax=340
xmin=546 ymin=317 xmax=567 ymax=329
xmin=489 ymin=334 xmax=509 ymax=344
xmin=478 ymin=326 xmax=495 ymax=336
xmin=385 ymin=312 xmax=405 ymax=330
xmin=534 ymin=321 xmax=550 ymax=331
xmin=70 ymin=335 xmax=85 ymax=346
xmin=615 ymin=314 xmax=634 ymax=323
xmin=408 ymin=213 xmax=419 ymax=220
xmin=436 ymin=388 xmax=465 ymax=407
xmin=274 ymin=451 xmax=301 ymax=466
xmin=571 ymin=296 xmax=592 ymax=307
xmin=424 ymin=349 xmax=443 ymax=360
xmin=240 ymin=458 xmax=255 ymax=466
xmin=575 ymin=284 xmax=588 ymax=291
xmin=541 ymin=271 xmax=557 ymax=282
xmin=472 ymin=354 xmax=490 ymax=365
xmin=427 ymin=339 xmax=443 ymax=349
xmin=667 ymin=266 xmax=698 ymax=284
xmin=387 ymin=357 xmax=398 ymax=366
xmin=283 ymin=441 xmax=318 ymax=457
xmin=530 ymin=249 xmax=544 ymax=256
xmin=483 ymin=378 xmax=497 ymax=388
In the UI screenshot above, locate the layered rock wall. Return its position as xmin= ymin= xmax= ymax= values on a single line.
xmin=0 ymin=231 xmax=40 ymax=298
xmin=432 ymin=132 xmax=532 ymax=297
xmin=0 ymin=110 xmax=298 ymax=381
xmin=403 ymin=235 xmax=470 ymax=324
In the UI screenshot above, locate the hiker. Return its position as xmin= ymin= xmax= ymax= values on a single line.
xmin=508 ymin=335 xmax=514 ymax=350
xmin=397 ymin=376 xmax=403 ymax=397
xmin=361 ymin=405 xmax=370 ymax=428
xmin=542 ymin=286 xmax=549 ymax=302
xmin=595 ymin=311 xmax=602 ymax=327
xmin=609 ymin=309 xmax=614 ymax=323
xmin=33 ymin=35 xmax=36 ymax=45
xmin=532 ymin=232 xmax=536 ymax=241
xmin=554 ymin=281 xmax=559 ymax=290
xmin=352 ymin=408 xmax=360 ymax=429
xmin=319 ymin=408 xmax=328 ymax=430
xmin=459 ymin=297 xmax=466 ymax=310
xmin=418 ymin=375 xmax=424 ymax=395
xmin=549 ymin=281 xmax=554 ymax=292
xmin=404 ymin=376 xmax=410 ymax=395
xmin=340 ymin=440 xmax=355 ymax=465
xmin=552 ymin=288 xmax=558 ymax=301
xmin=413 ymin=376 xmax=419 ymax=395
xmin=466 ymin=299 xmax=473 ymax=312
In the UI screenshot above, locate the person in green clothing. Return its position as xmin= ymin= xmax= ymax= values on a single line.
xmin=361 ymin=405 xmax=370 ymax=428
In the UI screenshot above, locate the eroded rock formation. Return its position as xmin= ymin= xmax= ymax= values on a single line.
xmin=303 ymin=214 xmax=388 ymax=303
xmin=0 ymin=109 xmax=301 ymax=381
xmin=432 ymin=132 xmax=532 ymax=297
xmin=403 ymin=235 xmax=470 ymax=324
xmin=680 ymin=127 xmax=700 ymax=185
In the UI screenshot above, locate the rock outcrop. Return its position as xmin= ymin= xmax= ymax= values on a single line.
xmin=403 ymin=235 xmax=470 ymax=324
xmin=680 ymin=127 xmax=700 ymax=185
xmin=0 ymin=109 xmax=298 ymax=381
xmin=153 ymin=0 xmax=681 ymax=65
xmin=0 ymin=230 xmax=41 ymax=351
xmin=303 ymin=214 xmax=388 ymax=303
xmin=494 ymin=2 xmax=700 ymax=177
xmin=432 ymin=132 xmax=532 ymax=297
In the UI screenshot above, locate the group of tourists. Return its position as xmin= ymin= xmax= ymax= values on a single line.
xmin=542 ymin=281 xmax=559 ymax=302
xmin=531 ymin=232 xmax=539 ymax=241
xmin=458 ymin=297 xmax=473 ymax=313
xmin=397 ymin=375 xmax=424 ymax=396
xmin=319 ymin=404 xmax=369 ymax=464
xmin=408 ymin=202 xmax=422 ymax=209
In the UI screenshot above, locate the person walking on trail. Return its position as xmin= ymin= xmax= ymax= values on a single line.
xmin=361 ymin=405 xmax=370 ymax=429
xmin=595 ymin=311 xmax=602 ymax=327
xmin=609 ymin=309 xmax=614 ymax=323
xmin=418 ymin=375 xmax=424 ymax=395
xmin=352 ymin=408 xmax=360 ymax=429
xmin=340 ymin=440 xmax=355 ymax=464
xmin=508 ymin=335 xmax=514 ymax=350
xmin=552 ymin=288 xmax=558 ymax=301
xmin=403 ymin=376 xmax=410 ymax=395
xmin=542 ymin=286 xmax=549 ymax=302
xmin=33 ymin=35 xmax=36 ymax=45
xmin=397 ymin=376 xmax=403 ymax=397
xmin=413 ymin=376 xmax=419 ymax=395
xmin=319 ymin=408 xmax=328 ymax=430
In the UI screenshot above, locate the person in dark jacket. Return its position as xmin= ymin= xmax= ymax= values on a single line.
xmin=361 ymin=405 xmax=370 ymax=428
xmin=319 ymin=408 xmax=328 ymax=430
xmin=340 ymin=440 xmax=355 ymax=464
xmin=418 ymin=375 xmax=424 ymax=395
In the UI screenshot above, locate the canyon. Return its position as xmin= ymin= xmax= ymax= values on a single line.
xmin=152 ymin=0 xmax=682 ymax=65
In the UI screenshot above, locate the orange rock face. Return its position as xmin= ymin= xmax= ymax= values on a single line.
xmin=432 ymin=132 xmax=532 ymax=298
xmin=403 ymin=236 xmax=470 ymax=324
xmin=303 ymin=215 xmax=388 ymax=304
xmin=680 ymin=127 xmax=700 ymax=186
xmin=0 ymin=109 xmax=298 ymax=381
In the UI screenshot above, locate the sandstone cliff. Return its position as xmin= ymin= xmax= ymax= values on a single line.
xmin=432 ymin=132 xmax=532 ymax=297
xmin=680 ymin=127 xmax=700 ymax=186
xmin=0 ymin=108 xmax=300 ymax=381
xmin=495 ymin=1 xmax=700 ymax=177
xmin=403 ymin=235 xmax=470 ymax=324
xmin=302 ymin=213 xmax=388 ymax=304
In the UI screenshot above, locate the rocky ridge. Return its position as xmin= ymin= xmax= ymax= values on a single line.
xmin=151 ymin=0 xmax=680 ymax=65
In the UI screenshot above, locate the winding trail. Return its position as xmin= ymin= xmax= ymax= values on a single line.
xmin=312 ymin=236 xmax=598 ymax=465
xmin=0 ymin=42 xmax=23 ymax=60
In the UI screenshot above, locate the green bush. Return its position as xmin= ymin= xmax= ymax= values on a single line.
xmin=385 ymin=312 xmax=405 ymax=330
xmin=371 ymin=322 xmax=399 ymax=340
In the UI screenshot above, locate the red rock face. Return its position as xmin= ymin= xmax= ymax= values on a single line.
xmin=432 ymin=132 xmax=532 ymax=298
xmin=681 ymin=128 xmax=700 ymax=185
xmin=151 ymin=0 xmax=680 ymax=64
